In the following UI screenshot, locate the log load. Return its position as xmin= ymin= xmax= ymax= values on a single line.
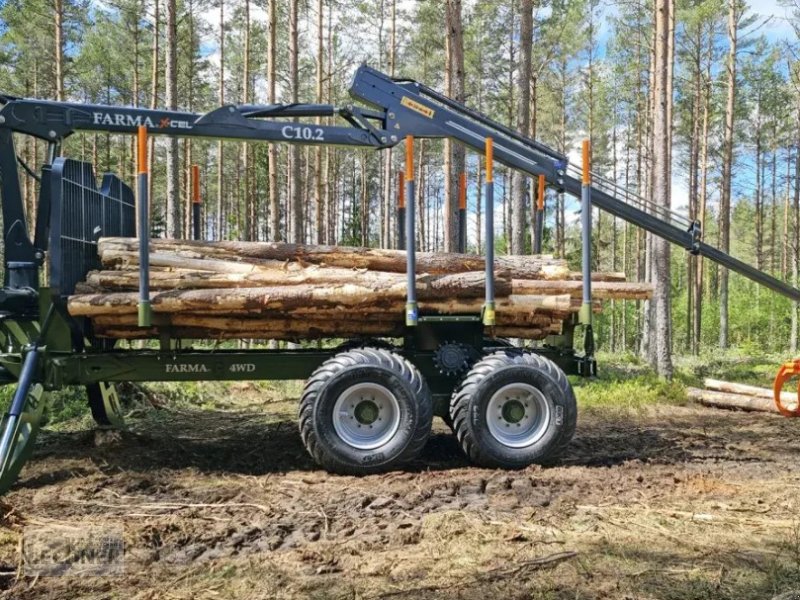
xmin=67 ymin=239 xmax=652 ymax=341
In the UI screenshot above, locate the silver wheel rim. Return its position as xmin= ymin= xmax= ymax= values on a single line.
xmin=333 ymin=382 xmax=402 ymax=450
xmin=486 ymin=383 xmax=551 ymax=448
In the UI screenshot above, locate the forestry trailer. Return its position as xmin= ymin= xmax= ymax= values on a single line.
xmin=0 ymin=65 xmax=797 ymax=493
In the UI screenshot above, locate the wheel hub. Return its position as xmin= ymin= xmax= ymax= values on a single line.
xmin=333 ymin=383 xmax=402 ymax=450
xmin=433 ymin=342 xmax=473 ymax=377
xmin=486 ymin=383 xmax=551 ymax=448
xmin=354 ymin=400 xmax=379 ymax=425
xmin=501 ymin=399 xmax=525 ymax=424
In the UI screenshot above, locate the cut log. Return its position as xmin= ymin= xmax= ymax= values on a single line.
xmin=75 ymin=266 xmax=512 ymax=297
xmin=686 ymin=388 xmax=794 ymax=413
xmin=89 ymin=313 xmax=550 ymax=341
xmin=511 ymin=279 xmax=652 ymax=300
xmin=703 ymin=378 xmax=796 ymax=404
xmin=98 ymin=237 xmax=571 ymax=279
xmin=67 ymin=288 xmax=575 ymax=318
xmin=74 ymin=238 xmax=643 ymax=341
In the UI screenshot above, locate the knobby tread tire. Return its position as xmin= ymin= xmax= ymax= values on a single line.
xmin=299 ymin=348 xmax=432 ymax=475
xmin=450 ymin=350 xmax=577 ymax=469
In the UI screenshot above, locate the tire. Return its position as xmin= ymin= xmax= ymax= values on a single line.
xmin=450 ymin=350 xmax=576 ymax=469
xmin=299 ymin=348 xmax=433 ymax=474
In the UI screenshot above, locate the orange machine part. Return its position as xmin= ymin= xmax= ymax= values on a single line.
xmin=398 ymin=171 xmax=405 ymax=209
xmin=773 ymin=359 xmax=800 ymax=417
xmin=137 ymin=126 xmax=148 ymax=174
xmin=485 ymin=138 xmax=493 ymax=183
xmin=405 ymin=136 xmax=414 ymax=181
xmin=191 ymin=165 xmax=201 ymax=204
xmin=537 ymin=174 xmax=545 ymax=210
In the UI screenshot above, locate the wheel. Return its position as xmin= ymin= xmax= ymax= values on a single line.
xmin=299 ymin=348 xmax=432 ymax=474
xmin=450 ymin=350 xmax=576 ymax=469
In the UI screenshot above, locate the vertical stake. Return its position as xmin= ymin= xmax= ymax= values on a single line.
xmin=483 ymin=138 xmax=495 ymax=327
xmin=458 ymin=171 xmax=467 ymax=253
xmin=397 ymin=170 xmax=406 ymax=250
xmin=534 ymin=174 xmax=545 ymax=254
xmin=192 ymin=164 xmax=202 ymax=241
xmin=137 ymin=126 xmax=151 ymax=327
xmin=405 ymin=136 xmax=417 ymax=326
xmin=580 ymin=139 xmax=595 ymax=367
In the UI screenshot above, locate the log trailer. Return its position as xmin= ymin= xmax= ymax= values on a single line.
xmin=0 ymin=65 xmax=798 ymax=493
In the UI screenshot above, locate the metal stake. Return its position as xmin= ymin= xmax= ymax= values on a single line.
xmin=192 ymin=164 xmax=202 ymax=241
xmin=458 ymin=171 xmax=467 ymax=253
xmin=483 ymin=138 xmax=495 ymax=327
xmin=137 ymin=126 xmax=151 ymax=327
xmin=534 ymin=174 xmax=545 ymax=254
xmin=397 ymin=171 xmax=406 ymax=250
xmin=581 ymin=139 xmax=595 ymax=363
xmin=405 ymin=137 xmax=417 ymax=326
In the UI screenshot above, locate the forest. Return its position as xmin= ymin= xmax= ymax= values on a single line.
xmin=1 ymin=0 xmax=799 ymax=375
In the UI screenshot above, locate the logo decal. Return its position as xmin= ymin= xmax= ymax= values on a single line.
xmin=92 ymin=112 xmax=192 ymax=130
xmin=165 ymin=363 xmax=210 ymax=374
xmin=401 ymin=96 xmax=435 ymax=119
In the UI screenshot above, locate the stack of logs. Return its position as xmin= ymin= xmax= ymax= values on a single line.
xmin=66 ymin=238 xmax=653 ymax=341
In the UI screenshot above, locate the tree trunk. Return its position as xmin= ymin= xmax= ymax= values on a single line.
xmin=148 ymin=0 xmax=159 ymax=210
xmin=511 ymin=0 xmax=533 ymax=255
xmin=165 ymin=0 xmax=180 ymax=238
xmin=315 ymin=0 xmax=325 ymax=244
xmin=267 ymin=0 xmax=280 ymax=242
xmin=288 ymin=0 xmax=302 ymax=243
xmin=719 ymin=0 xmax=738 ymax=349
xmin=54 ymin=0 xmax=64 ymax=101
xmin=443 ymin=0 xmax=464 ymax=252
xmin=650 ymin=0 xmax=673 ymax=378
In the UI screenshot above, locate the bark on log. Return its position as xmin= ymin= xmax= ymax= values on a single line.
xmin=75 ymin=266 xmax=513 ymax=297
xmin=703 ymin=378 xmax=796 ymax=404
xmin=98 ymin=237 xmax=570 ymax=279
xmin=686 ymin=388 xmax=786 ymax=413
xmin=511 ymin=279 xmax=652 ymax=299
xmin=90 ymin=314 xmax=550 ymax=341
xmin=68 ymin=288 xmax=575 ymax=317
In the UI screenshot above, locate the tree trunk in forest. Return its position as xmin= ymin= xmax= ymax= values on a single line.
xmin=792 ymin=104 xmax=800 ymax=352
xmin=216 ymin=0 xmax=225 ymax=240
xmin=148 ymin=0 xmax=159 ymax=210
xmin=719 ymin=0 xmax=737 ymax=349
xmin=267 ymin=0 xmax=280 ymax=242
xmin=242 ymin=0 xmax=253 ymax=241
xmin=289 ymin=0 xmax=302 ymax=243
xmin=512 ymin=0 xmax=533 ymax=256
xmin=383 ymin=0 xmax=397 ymax=249
xmin=650 ymin=0 xmax=673 ymax=378
xmin=315 ymin=0 xmax=325 ymax=244
xmin=443 ymin=0 xmax=464 ymax=253
xmin=165 ymin=0 xmax=180 ymax=238
xmin=54 ymin=0 xmax=64 ymax=101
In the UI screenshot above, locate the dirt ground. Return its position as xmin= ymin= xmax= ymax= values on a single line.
xmin=0 ymin=383 xmax=799 ymax=600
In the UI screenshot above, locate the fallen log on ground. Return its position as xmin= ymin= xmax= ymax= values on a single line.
xmin=703 ymin=378 xmax=796 ymax=404
xmin=686 ymin=388 xmax=781 ymax=413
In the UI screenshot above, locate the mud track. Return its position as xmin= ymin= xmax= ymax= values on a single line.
xmin=1 ymin=397 xmax=799 ymax=599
